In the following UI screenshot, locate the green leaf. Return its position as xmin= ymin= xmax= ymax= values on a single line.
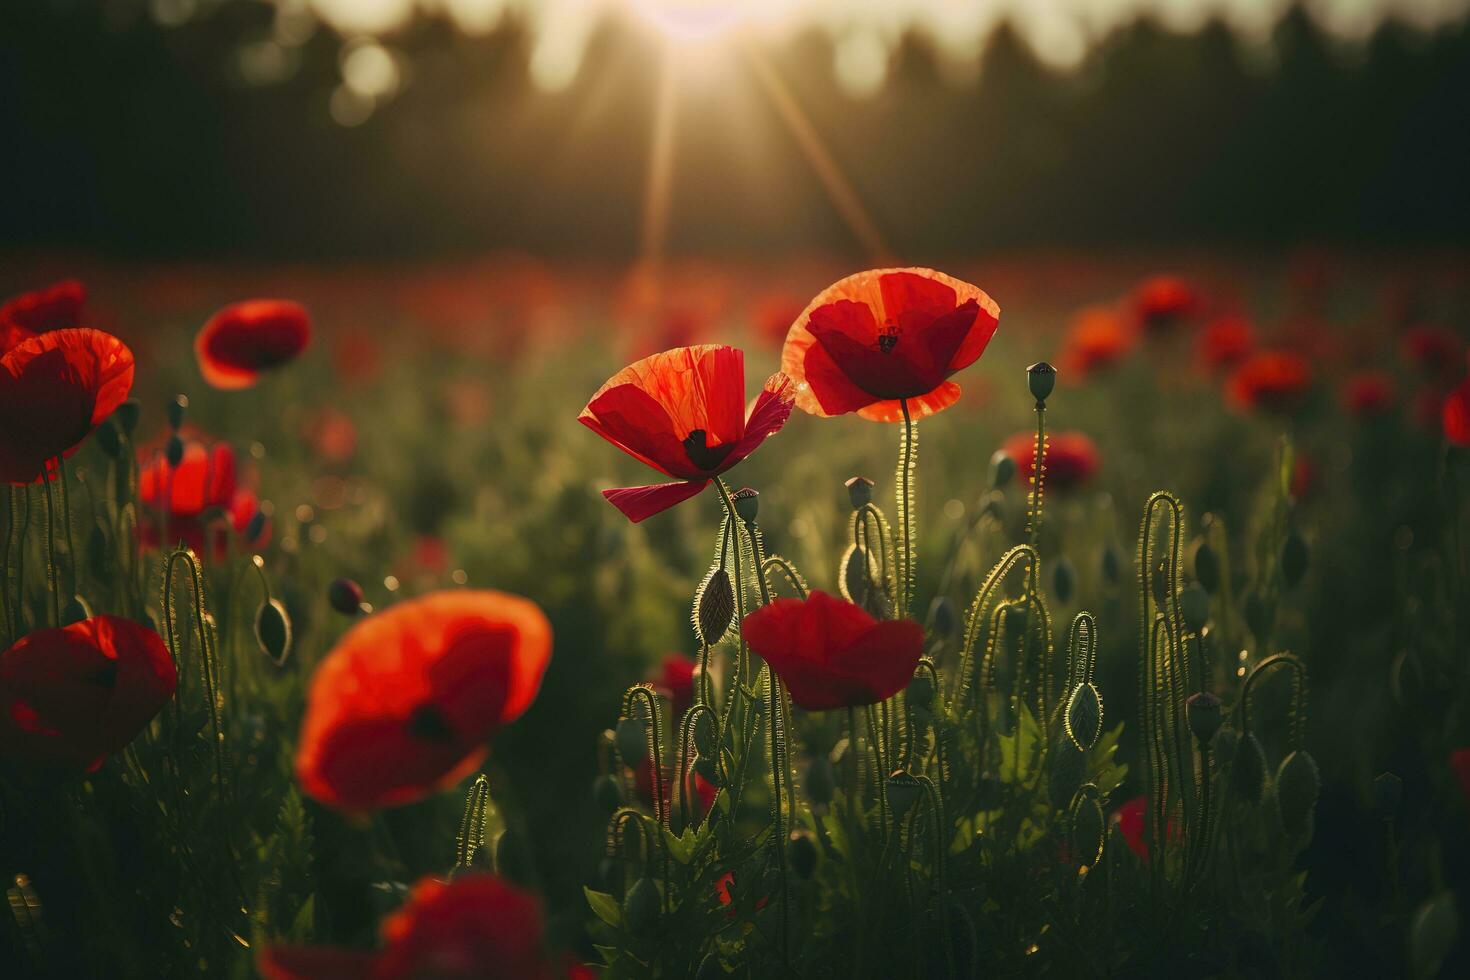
xmin=584 ymin=887 xmax=622 ymax=927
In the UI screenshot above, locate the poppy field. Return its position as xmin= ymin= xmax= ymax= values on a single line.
xmin=1 ymin=248 xmax=1468 ymax=979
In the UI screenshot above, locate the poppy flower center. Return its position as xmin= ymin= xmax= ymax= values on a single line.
xmin=681 ymin=429 xmax=734 ymax=473
xmin=877 ymin=323 xmax=899 ymax=354
xmin=408 ymin=704 xmax=456 ymax=743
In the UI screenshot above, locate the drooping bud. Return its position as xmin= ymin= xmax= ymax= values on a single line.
xmin=95 ymin=419 xmax=123 ymax=458
xmin=167 ymin=394 xmax=188 ymax=431
xmin=115 ymin=398 xmax=141 ymax=435
xmin=593 ymin=774 xmax=623 ymax=813
xmin=1192 ymin=539 xmax=1221 ymax=594
xmin=255 ymin=598 xmax=293 ymax=666
xmin=805 ymin=757 xmax=835 ymax=805
xmin=1232 ymin=731 xmax=1268 ymax=803
xmin=787 ymin=829 xmax=818 ymax=879
xmin=1027 ymin=361 xmax=1057 ymax=403
xmin=1100 ymin=542 xmax=1122 ymax=586
xmin=693 ymin=711 xmax=717 ymax=758
xmin=1070 ymin=794 xmax=1107 ymax=868
xmin=1065 ymin=683 xmax=1102 ymax=752
xmin=885 ymin=769 xmax=922 ymax=817
xmin=244 ymin=510 xmax=268 ymax=545
xmin=731 ymin=487 xmax=759 ymax=523
xmin=694 ymin=567 xmax=735 ymax=644
xmin=1052 ymin=557 xmax=1076 ymax=605
xmin=1178 ymin=584 xmax=1210 ymax=634
xmin=614 ymin=716 xmax=648 ymax=764
xmin=1185 ymin=691 xmax=1223 ymax=745
xmin=926 ymin=596 xmax=958 ymax=641
xmin=327 ymin=577 xmax=364 ymax=616
xmin=845 ymin=476 xmax=874 ymax=510
xmin=623 ymin=877 xmax=661 ymax=935
xmin=1047 ymin=740 xmax=1086 ymax=808
xmin=165 ymin=434 xmax=185 ymax=468
xmin=988 ymin=451 xmax=1015 ymax=490
xmin=907 ymin=670 xmax=935 ymax=713
xmin=1371 ymin=771 xmax=1402 ymax=820
xmin=87 ymin=523 xmax=109 ymax=580
xmin=1275 ymin=750 xmax=1320 ymax=835
xmin=62 ymin=594 xmax=93 ymax=626
xmin=1281 ymin=531 xmax=1309 ymax=589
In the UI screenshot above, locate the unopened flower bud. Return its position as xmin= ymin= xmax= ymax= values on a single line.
xmin=593 ymin=774 xmax=623 ymax=813
xmin=1027 ymin=361 xmax=1057 ymax=404
xmin=327 ymin=577 xmax=364 ymax=616
xmin=1052 ymin=557 xmax=1076 ymax=605
xmin=244 ymin=510 xmax=268 ymax=544
xmin=926 ymin=596 xmax=958 ymax=640
xmin=165 ymin=434 xmax=185 ymax=468
xmin=845 ymin=476 xmax=874 ymax=510
xmin=167 ymin=394 xmax=188 ymax=430
xmin=1185 ymin=691 xmax=1223 ymax=745
xmin=1192 ymin=540 xmax=1221 ymax=594
xmin=805 ymin=757 xmax=835 ymax=805
xmin=695 ymin=567 xmax=734 ymax=643
xmin=732 ymin=487 xmax=759 ymax=523
xmin=115 ymin=398 xmax=141 ymax=435
xmin=255 ymin=598 xmax=293 ymax=666
xmin=788 ymin=829 xmax=818 ymax=879
xmin=62 ymin=594 xmax=93 ymax=626
xmin=886 ymin=768 xmax=922 ymax=817
xmin=1100 ymin=542 xmax=1122 ymax=585
xmin=988 ymin=451 xmax=1015 ymax=489
xmin=1179 ymin=583 xmax=1210 ymax=634
xmin=614 ymin=716 xmax=648 ymax=763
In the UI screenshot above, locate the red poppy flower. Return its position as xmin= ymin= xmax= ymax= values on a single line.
xmin=1401 ymin=324 xmax=1463 ymax=376
xmin=0 ymin=615 xmax=176 ymax=770
xmin=1197 ymin=315 xmax=1256 ymax=371
xmin=1341 ymin=371 xmax=1396 ymax=418
xmin=1291 ymin=454 xmax=1316 ymax=501
xmin=1113 ymin=794 xmax=1180 ymax=864
xmin=260 ymin=874 xmax=568 ymax=980
xmin=296 ymin=589 xmax=552 ymax=811
xmin=195 ymin=299 xmax=311 ymax=389
xmin=0 ymin=280 xmax=86 ymax=350
xmin=1131 ymin=276 xmax=1199 ymax=332
xmin=138 ymin=436 xmax=267 ymax=558
xmin=1002 ymin=430 xmax=1100 ymax=491
xmin=1450 ymin=748 xmax=1470 ymax=809
xmin=635 ymin=758 xmax=717 ymax=822
xmin=579 ymin=345 xmax=794 ymax=523
xmin=1058 ymin=306 xmax=1135 ymax=378
xmin=752 ymin=291 xmax=804 ymax=349
xmin=780 ymin=268 xmax=1000 ymax=422
xmin=1225 ymin=350 xmax=1313 ymax=413
xmin=740 ymin=590 xmax=923 ymax=711
xmin=0 ymin=328 xmax=134 ymax=485
xmin=1443 ymin=378 xmax=1470 ymax=447
xmin=650 ymin=653 xmax=696 ymax=719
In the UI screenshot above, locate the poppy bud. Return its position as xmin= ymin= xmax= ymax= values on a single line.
xmin=593 ymin=774 xmax=623 ymax=813
xmin=696 ymin=953 xmax=727 ymax=980
xmin=1192 ymin=540 xmax=1221 ymax=594
xmin=1185 ymin=691 xmax=1223 ymax=745
xmin=1065 ymin=683 xmax=1102 ymax=752
xmin=1281 ymin=532 xmax=1309 ymax=589
xmin=1410 ymin=892 xmax=1459 ymax=980
xmin=61 ymin=594 xmax=93 ymax=626
xmin=845 ymin=476 xmax=874 ymax=510
xmin=1371 ymin=771 xmax=1402 ymax=819
xmin=1048 ymin=740 xmax=1086 ymax=808
xmin=254 ymin=598 xmax=293 ymax=666
xmin=1027 ymin=361 xmax=1057 ymax=404
xmin=907 ymin=671 xmax=934 ymax=713
xmin=1100 ymin=542 xmax=1122 ymax=585
xmin=623 ymin=877 xmax=661 ymax=935
xmin=1070 ymin=794 xmax=1106 ymax=868
xmin=694 ymin=567 xmax=734 ymax=644
xmin=1052 ymin=557 xmax=1076 ymax=605
xmin=1275 ymin=750 xmax=1319 ymax=835
xmin=926 ymin=596 xmax=958 ymax=641
xmin=787 ymin=829 xmax=818 ymax=879
xmin=615 ymin=716 xmax=648 ymax=764
xmin=988 ymin=451 xmax=1015 ymax=489
xmin=1231 ymin=731 xmax=1268 ymax=803
xmin=494 ymin=828 xmax=532 ymax=883
xmin=95 ymin=420 xmax=122 ymax=458
xmin=244 ymin=510 xmax=268 ymax=545
xmin=165 ymin=434 xmax=185 ymax=468
xmin=731 ymin=487 xmax=759 ymax=523
xmin=1244 ymin=590 xmax=1273 ymax=642
xmin=1179 ymin=584 xmax=1210 ymax=634
xmin=693 ymin=712 xmax=717 ymax=758
xmin=886 ymin=769 xmax=922 ymax=817
xmin=841 ymin=545 xmax=874 ymax=607
xmin=167 ymin=394 xmax=188 ymax=430
xmin=115 ymin=398 xmax=141 ymax=435
xmin=805 ymin=757 xmax=835 ymax=805
xmin=87 ymin=524 xmax=109 ymax=581
xmin=327 ymin=577 xmax=364 ymax=616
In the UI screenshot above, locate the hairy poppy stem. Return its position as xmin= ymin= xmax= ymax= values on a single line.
xmin=897 ymin=399 xmax=917 ymax=619
xmin=1027 ymin=400 xmax=1046 ymax=552
xmin=41 ymin=468 xmax=62 ymax=627
xmin=59 ymin=457 xmax=77 ymax=597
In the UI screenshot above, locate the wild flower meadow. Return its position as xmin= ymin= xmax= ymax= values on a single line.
xmin=1 ymin=256 xmax=1468 ymax=978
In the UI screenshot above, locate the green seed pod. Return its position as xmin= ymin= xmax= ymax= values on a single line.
xmin=593 ymin=775 xmax=623 ymax=813
xmin=885 ymin=769 xmax=922 ymax=817
xmin=1178 ymin=583 xmax=1210 ymax=634
xmin=167 ymin=394 xmax=188 ymax=431
xmin=1052 ymin=557 xmax=1076 ymax=605
xmin=62 ymin=594 xmax=93 ymax=626
xmin=1065 ymin=683 xmax=1102 ymax=752
xmin=165 ymin=434 xmax=185 ymax=468
xmin=1232 ymin=731 xmax=1268 ymax=803
xmin=1371 ymin=772 xmax=1402 ymax=820
xmin=1070 ymin=793 xmax=1106 ymax=868
xmin=327 ymin=577 xmax=364 ymax=615
xmin=254 ymin=598 xmax=293 ymax=666
xmin=1192 ymin=540 xmax=1221 ymax=594
xmin=623 ymin=877 xmax=661 ymax=935
xmin=1027 ymin=361 xmax=1057 ymax=403
xmin=614 ymin=717 xmax=648 ymax=764
xmin=1185 ymin=691 xmax=1223 ymax=746
xmin=988 ymin=451 xmax=1016 ymax=490
xmin=787 ymin=829 xmax=818 ymax=879
xmin=1275 ymin=750 xmax=1320 ymax=835
xmin=1048 ymin=740 xmax=1087 ymax=809
xmin=926 ymin=596 xmax=958 ymax=641
xmin=805 ymin=757 xmax=835 ymax=805
xmin=845 ymin=476 xmax=874 ymax=510
xmin=693 ymin=711 xmax=717 ymax=758
xmin=731 ymin=487 xmax=759 ymax=523
xmin=115 ymin=398 xmax=141 ymax=435
xmin=494 ymin=828 xmax=532 ymax=883
xmin=1281 ymin=532 xmax=1309 ymax=589
xmin=1410 ymin=892 xmax=1459 ymax=980
xmin=694 ymin=567 xmax=734 ymax=644
xmin=1100 ymin=542 xmax=1122 ymax=586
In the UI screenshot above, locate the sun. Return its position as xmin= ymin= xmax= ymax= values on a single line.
xmin=627 ymin=0 xmax=746 ymax=42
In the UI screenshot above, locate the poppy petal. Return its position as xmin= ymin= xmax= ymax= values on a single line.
xmin=579 ymin=382 xmax=697 ymax=479
xmin=196 ymin=299 xmax=311 ymax=390
xmin=724 ymin=373 xmax=795 ymax=468
xmin=855 ymin=382 xmax=963 ymax=422
xmin=602 ymin=480 xmax=710 ymax=523
xmin=0 ymin=280 xmax=86 ymax=335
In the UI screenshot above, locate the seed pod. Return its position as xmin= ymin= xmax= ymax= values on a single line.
xmin=693 ymin=711 xmax=717 ymax=758
xmin=1048 ymin=740 xmax=1086 ymax=808
xmin=494 ymin=828 xmax=532 ymax=883
xmin=167 ymin=394 xmax=188 ymax=430
xmin=845 ymin=476 xmax=874 ymax=510
xmin=1281 ymin=532 xmax=1309 ymax=589
xmin=926 ymin=596 xmax=958 ymax=641
xmin=623 ymin=877 xmax=661 ymax=935
xmin=731 ymin=487 xmax=759 ymax=523
xmin=1100 ymin=542 xmax=1122 ymax=586
xmin=694 ymin=567 xmax=734 ymax=644
xmin=62 ymin=594 xmax=93 ymax=626
xmin=1027 ymin=361 xmax=1057 ymax=403
xmin=115 ymin=398 xmax=141 ymax=435
xmin=614 ymin=717 xmax=648 ymax=764
xmin=1065 ymin=683 xmax=1102 ymax=752
xmin=1052 ymin=557 xmax=1076 ymax=605
xmin=1178 ymin=584 xmax=1210 ymax=634
xmin=1231 ymin=731 xmax=1268 ymax=803
xmin=1070 ymin=793 xmax=1106 ymax=868
xmin=327 ymin=577 xmax=364 ymax=616
xmin=885 ymin=769 xmax=922 ymax=817
xmin=1410 ymin=892 xmax=1459 ymax=980
xmin=1185 ymin=691 xmax=1223 ymax=745
xmin=988 ymin=451 xmax=1016 ymax=490
xmin=1192 ymin=540 xmax=1221 ymax=594
xmin=787 ymin=829 xmax=818 ymax=879
xmin=805 ymin=757 xmax=835 ymax=805
xmin=1371 ymin=772 xmax=1402 ymax=820
xmin=1275 ymin=750 xmax=1319 ymax=835
xmin=165 ymin=434 xmax=185 ymax=468
xmin=254 ymin=598 xmax=293 ymax=666
xmin=593 ymin=775 xmax=623 ymax=813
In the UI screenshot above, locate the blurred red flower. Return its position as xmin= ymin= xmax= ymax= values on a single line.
xmin=650 ymin=653 xmax=696 ymax=720
xmin=1401 ymin=324 xmax=1463 ymax=377
xmin=0 ymin=328 xmax=134 ymax=485
xmin=1002 ymin=430 xmax=1100 ymax=491
xmin=1341 ymin=371 xmax=1396 ymax=418
xmin=1113 ymin=794 xmax=1181 ymax=864
xmin=1226 ymin=350 xmax=1314 ymax=413
xmin=1059 ymin=305 xmax=1135 ymax=378
xmin=0 ymin=280 xmax=86 ymax=351
xmin=260 ymin=874 xmax=573 ymax=980
xmin=303 ymin=406 xmax=358 ymax=464
xmin=1131 ymin=275 xmax=1199 ymax=332
xmin=781 ymin=268 xmax=1000 ymax=422
xmin=1197 ymin=315 xmax=1256 ymax=371
xmin=0 ymin=615 xmax=176 ymax=770
xmin=635 ymin=758 xmax=717 ymax=823
xmin=296 ymin=590 xmax=552 ymax=811
xmin=751 ymin=291 xmax=804 ymax=348
xmin=1443 ymin=378 xmax=1470 ymax=446
xmin=579 ymin=345 xmax=794 ymax=523
xmin=138 ymin=437 xmax=267 ymax=558
xmin=740 ymin=590 xmax=923 ymax=711
xmin=195 ymin=299 xmax=311 ymax=389
xmin=1451 ymin=748 xmax=1470 ymax=809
